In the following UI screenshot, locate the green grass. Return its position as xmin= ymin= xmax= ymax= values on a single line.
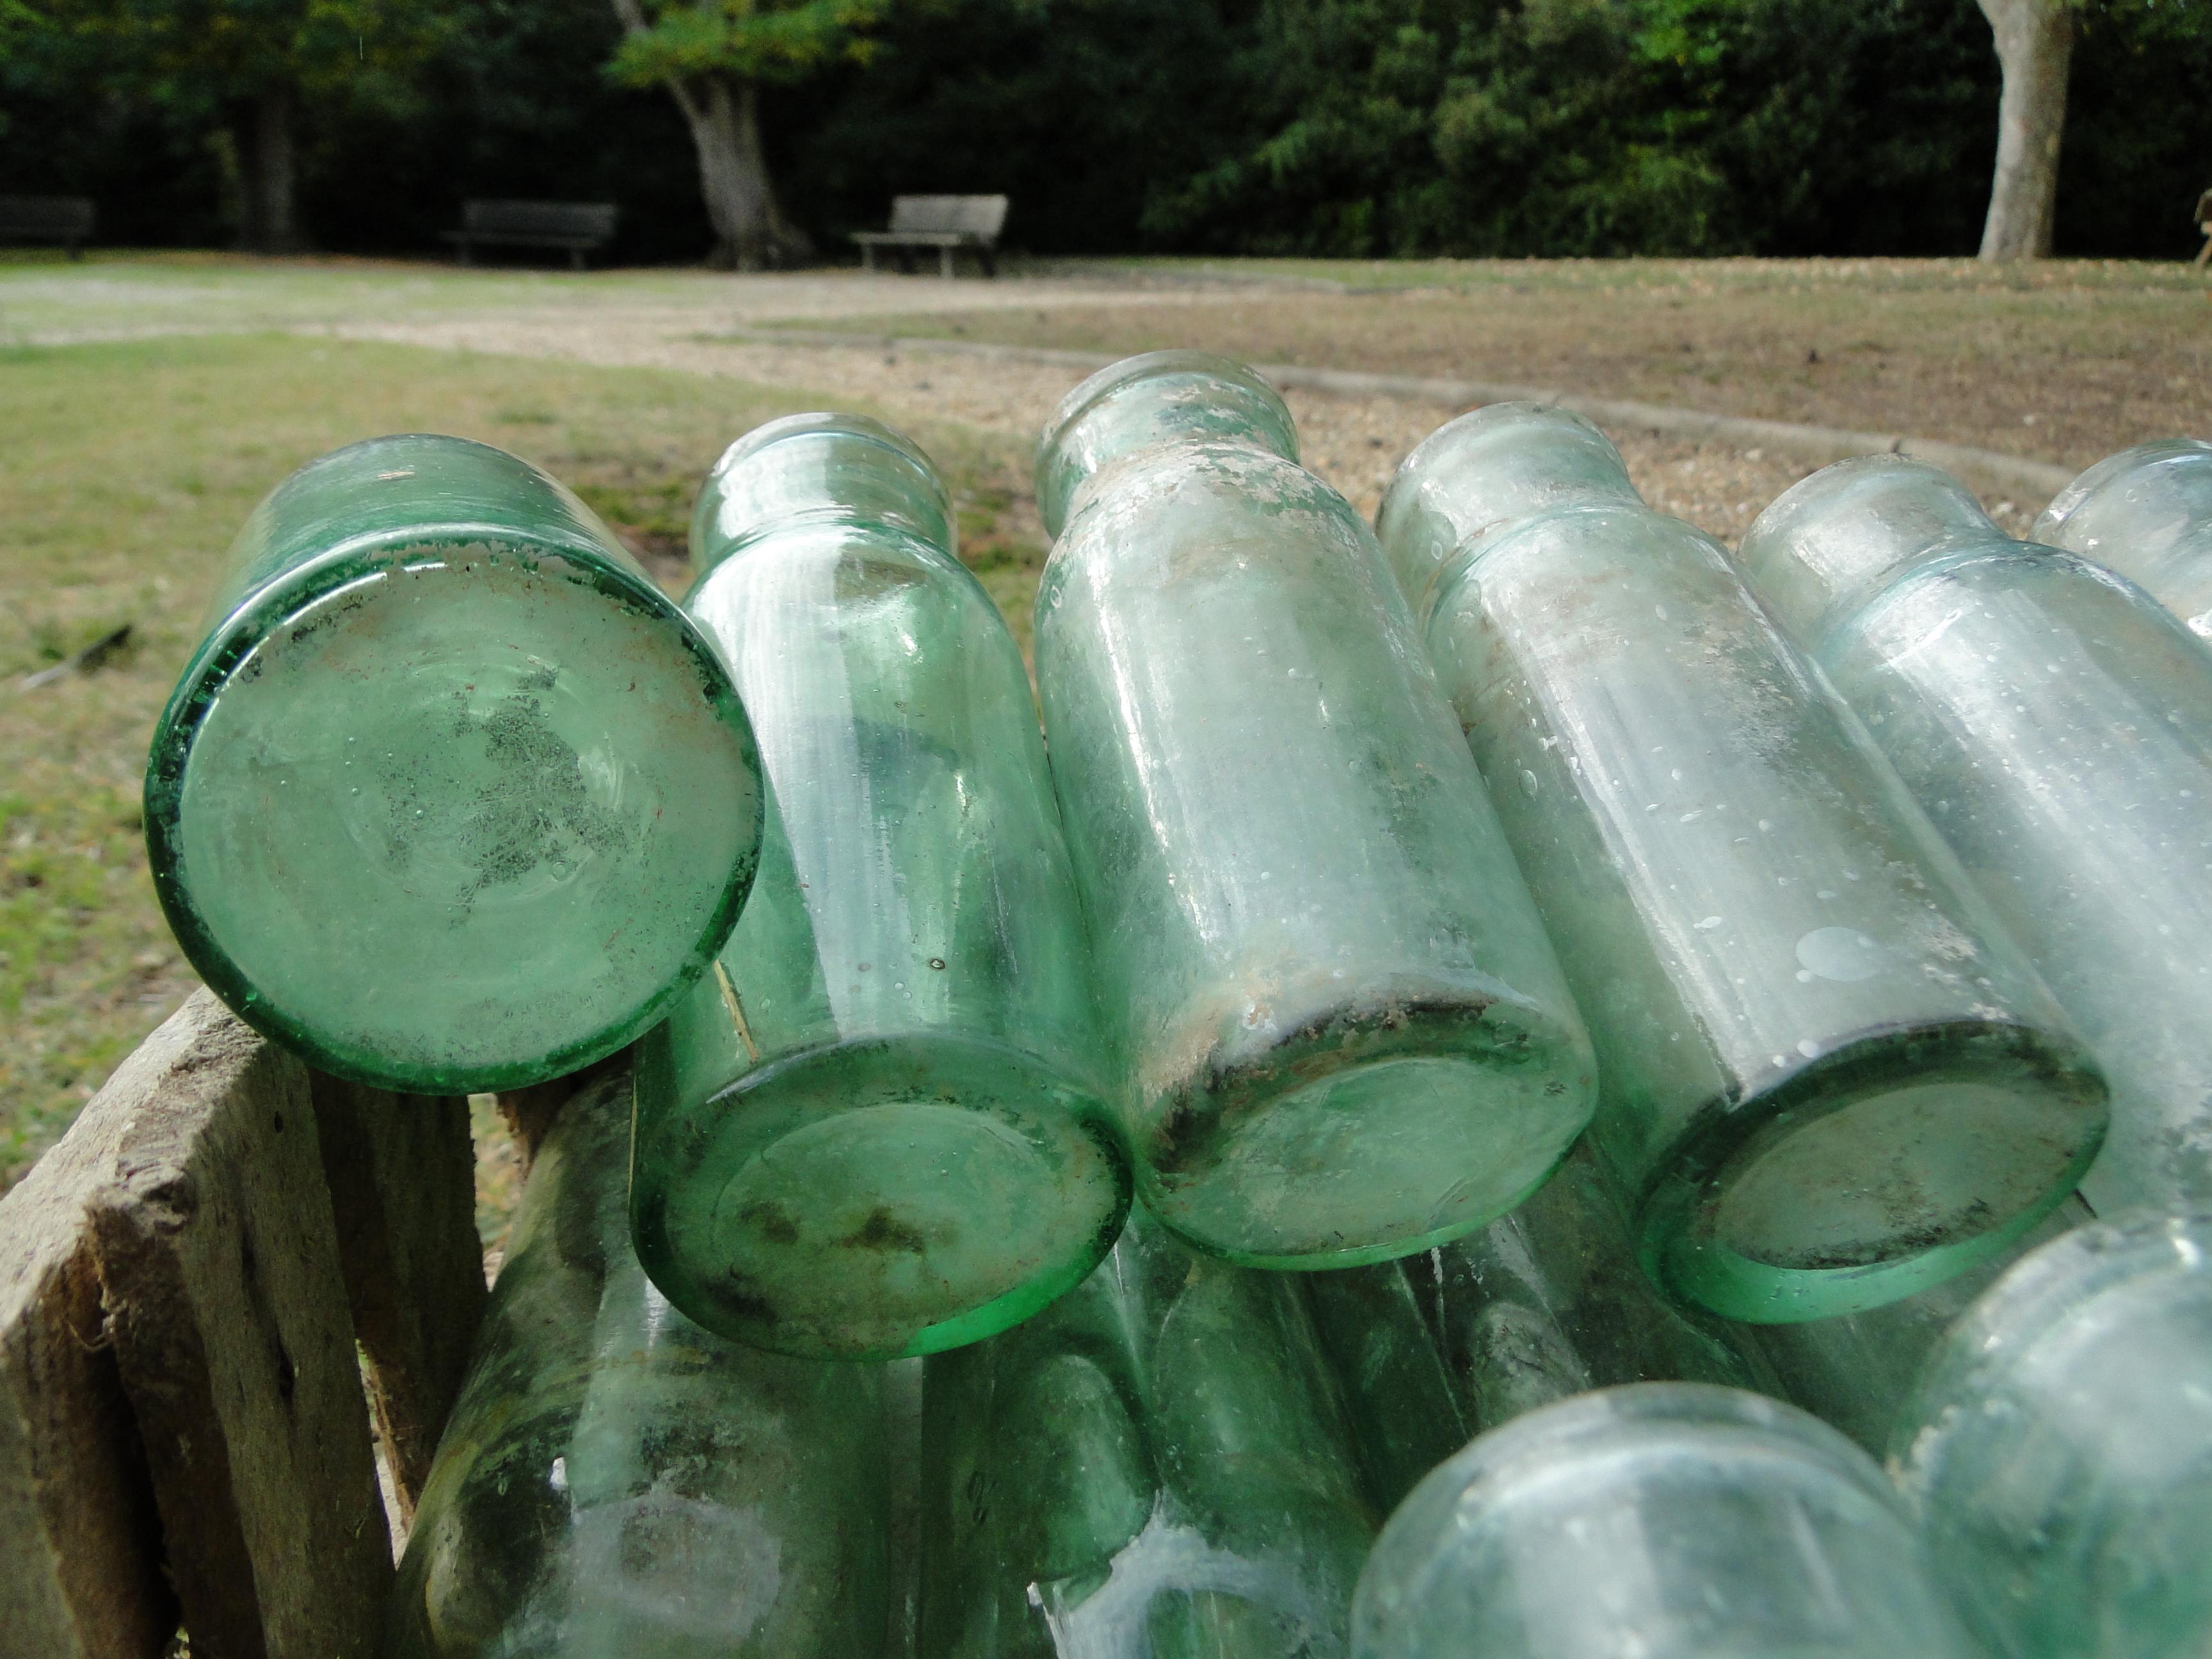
xmin=0 ymin=332 xmax=1045 ymax=1186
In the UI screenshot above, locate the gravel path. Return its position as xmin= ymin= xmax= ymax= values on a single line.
xmin=329 ymin=307 xmax=2042 ymax=544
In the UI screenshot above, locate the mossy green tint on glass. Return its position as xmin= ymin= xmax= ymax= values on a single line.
xmin=145 ymin=434 xmax=762 ymax=1093
xmin=2038 ymin=438 xmax=2212 ymax=641
xmin=917 ymin=1210 xmax=1376 ymax=1659
xmin=1380 ymin=406 xmax=2106 ymax=1322
xmin=1353 ymin=1384 xmax=1980 ymax=1659
xmin=1893 ymin=1212 xmax=2212 ymax=1659
xmin=1738 ymin=457 xmax=2212 ymax=1215
xmin=1034 ymin=353 xmax=1595 ymax=1270
xmin=385 ymin=1069 xmax=890 ymax=1658
xmin=633 ymin=413 xmax=1129 ymax=1360
xmin=1308 ymin=1141 xmax=1771 ymax=1514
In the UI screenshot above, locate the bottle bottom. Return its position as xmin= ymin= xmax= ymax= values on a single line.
xmin=631 ymin=1034 xmax=1130 ymax=1359
xmin=1639 ymin=1021 xmax=2108 ymax=1323
xmin=150 ymin=537 xmax=758 ymax=1091
xmin=1136 ymin=995 xmax=1595 ymax=1270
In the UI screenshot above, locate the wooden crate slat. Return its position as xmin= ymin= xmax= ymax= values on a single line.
xmin=309 ymin=1075 xmax=485 ymax=1523
xmin=86 ymin=990 xmax=392 ymax=1659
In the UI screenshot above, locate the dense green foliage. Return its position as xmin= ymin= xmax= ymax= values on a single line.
xmin=2 ymin=0 xmax=2208 ymax=259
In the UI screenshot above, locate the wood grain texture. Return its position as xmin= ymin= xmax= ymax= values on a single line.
xmin=86 ymin=990 xmax=391 ymax=1659
xmin=309 ymin=1075 xmax=485 ymax=1523
xmin=492 ymin=1047 xmax=632 ymax=1174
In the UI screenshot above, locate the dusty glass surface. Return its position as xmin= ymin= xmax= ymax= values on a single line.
xmin=1893 ymin=1212 xmax=2212 ymax=1659
xmin=1034 ymin=353 xmax=1596 ymax=1269
xmin=917 ymin=1210 xmax=1376 ymax=1659
xmin=634 ymin=413 xmax=1128 ymax=1360
xmin=1738 ymin=456 xmax=2212 ymax=1215
xmin=2037 ymin=437 xmax=2212 ymax=641
xmin=1308 ymin=1140 xmax=1771 ymax=1514
xmin=145 ymin=433 xmax=762 ymax=1092
xmin=1382 ymin=406 xmax=2104 ymax=1322
xmin=385 ymin=1070 xmax=890 ymax=1658
xmin=1353 ymin=1384 xmax=1979 ymax=1659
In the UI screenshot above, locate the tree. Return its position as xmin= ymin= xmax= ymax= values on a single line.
xmin=1975 ymin=0 xmax=2073 ymax=258
xmin=607 ymin=0 xmax=885 ymax=269
xmin=64 ymin=0 xmax=448 ymax=252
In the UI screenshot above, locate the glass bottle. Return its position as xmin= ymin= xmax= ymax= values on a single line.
xmin=1737 ymin=456 xmax=2212 ymax=1215
xmin=1033 ymin=352 xmax=1596 ymax=1270
xmin=385 ymin=1067 xmax=890 ymax=1658
xmin=1352 ymin=1384 xmax=1980 ymax=1659
xmin=1892 ymin=1212 xmax=2212 ymax=1659
xmin=2037 ymin=438 xmax=2212 ymax=641
xmin=1381 ymin=406 xmax=2104 ymax=1322
xmin=917 ymin=1209 xmax=1376 ymax=1659
xmin=633 ymin=413 xmax=1129 ymax=1359
xmin=1307 ymin=1141 xmax=1771 ymax=1514
xmin=144 ymin=433 xmax=763 ymax=1093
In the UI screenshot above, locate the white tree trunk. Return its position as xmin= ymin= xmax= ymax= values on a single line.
xmin=236 ymin=85 xmax=306 ymax=255
xmin=1976 ymin=0 xmax=2073 ymax=260
xmin=609 ymin=0 xmax=812 ymax=270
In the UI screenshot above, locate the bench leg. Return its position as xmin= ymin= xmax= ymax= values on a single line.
xmin=940 ymin=245 xmax=956 ymax=279
xmin=2197 ymin=228 xmax=2212 ymax=269
xmin=570 ymin=246 xmax=584 ymax=271
xmin=862 ymin=245 xmax=875 ymax=272
xmin=979 ymin=247 xmax=996 ymax=279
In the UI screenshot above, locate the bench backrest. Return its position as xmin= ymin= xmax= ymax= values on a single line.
xmin=461 ymin=199 xmax=618 ymax=239
xmin=0 ymin=196 xmax=95 ymax=236
xmin=887 ymin=195 xmax=1009 ymax=240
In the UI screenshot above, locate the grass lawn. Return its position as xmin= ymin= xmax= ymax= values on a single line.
xmin=0 ymin=332 xmax=1045 ymax=1190
xmin=806 ymin=256 xmax=2212 ymax=470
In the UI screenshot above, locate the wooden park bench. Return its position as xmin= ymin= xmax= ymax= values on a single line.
xmin=854 ymin=195 xmax=1009 ymax=278
xmin=0 ymin=195 xmax=95 ymax=259
xmin=442 ymin=198 xmax=618 ymax=269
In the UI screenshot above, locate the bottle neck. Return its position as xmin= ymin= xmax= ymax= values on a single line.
xmin=1735 ymin=456 xmax=2006 ymax=650
xmin=1034 ymin=351 xmax=1299 ymax=538
xmin=1377 ymin=403 xmax=1644 ymax=620
xmin=691 ymin=414 xmax=954 ymax=573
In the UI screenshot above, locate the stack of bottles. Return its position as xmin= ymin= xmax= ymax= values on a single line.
xmin=150 ymin=355 xmax=2212 ymax=1659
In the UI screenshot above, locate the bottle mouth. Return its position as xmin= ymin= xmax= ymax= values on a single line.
xmin=690 ymin=412 xmax=954 ymax=572
xmin=1034 ymin=350 xmax=1299 ymax=538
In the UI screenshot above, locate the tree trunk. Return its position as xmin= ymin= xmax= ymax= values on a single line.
xmin=1975 ymin=0 xmax=2072 ymax=261
xmin=607 ymin=0 xmax=811 ymax=270
xmin=234 ymin=85 xmax=307 ymax=255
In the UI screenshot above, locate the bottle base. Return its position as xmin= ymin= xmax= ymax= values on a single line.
xmin=632 ymin=1034 xmax=1131 ymax=1359
xmin=148 ymin=536 xmax=759 ymax=1092
xmin=1639 ymin=1022 xmax=2108 ymax=1323
xmin=1137 ymin=996 xmax=1595 ymax=1270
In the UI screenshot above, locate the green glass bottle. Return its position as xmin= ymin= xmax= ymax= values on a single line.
xmin=1738 ymin=457 xmax=2212 ymax=1215
xmin=632 ymin=413 xmax=1129 ymax=1359
xmin=1033 ymin=353 xmax=1596 ymax=1270
xmin=1353 ymin=1384 xmax=1980 ymax=1659
xmin=1379 ymin=406 xmax=2105 ymax=1322
xmin=1308 ymin=1141 xmax=1772 ymax=1514
xmin=917 ymin=1209 xmax=1376 ymax=1659
xmin=2037 ymin=438 xmax=2212 ymax=641
xmin=145 ymin=434 xmax=762 ymax=1093
xmin=385 ymin=1068 xmax=890 ymax=1658
xmin=1892 ymin=1212 xmax=2212 ymax=1659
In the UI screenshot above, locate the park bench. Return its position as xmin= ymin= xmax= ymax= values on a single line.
xmin=442 ymin=198 xmax=618 ymax=269
xmin=854 ymin=194 xmax=1009 ymax=278
xmin=0 ymin=195 xmax=95 ymax=259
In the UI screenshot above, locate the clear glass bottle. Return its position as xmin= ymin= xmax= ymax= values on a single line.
xmin=917 ymin=1209 xmax=1376 ymax=1659
xmin=633 ymin=413 xmax=1129 ymax=1359
xmin=1033 ymin=353 xmax=1596 ymax=1270
xmin=1738 ymin=456 xmax=2212 ymax=1215
xmin=144 ymin=433 xmax=763 ymax=1093
xmin=385 ymin=1068 xmax=890 ymax=1658
xmin=1308 ymin=1141 xmax=1772 ymax=1514
xmin=1352 ymin=1383 xmax=1980 ymax=1659
xmin=2037 ymin=438 xmax=2212 ymax=641
xmin=1381 ymin=406 xmax=2105 ymax=1322
xmin=1892 ymin=1212 xmax=2212 ymax=1659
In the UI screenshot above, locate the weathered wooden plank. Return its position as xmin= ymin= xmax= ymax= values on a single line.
xmin=309 ymin=1075 xmax=485 ymax=1523
xmin=0 ymin=1010 xmax=182 ymax=1659
xmin=492 ymin=1048 xmax=631 ymax=1174
xmin=87 ymin=990 xmax=391 ymax=1659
